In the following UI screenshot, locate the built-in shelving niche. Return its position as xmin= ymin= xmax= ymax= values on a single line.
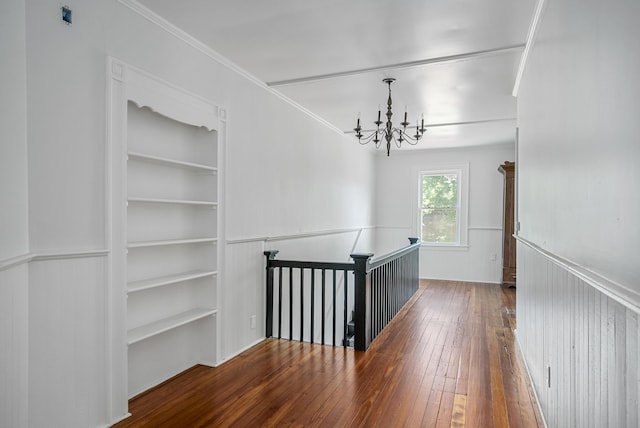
xmin=125 ymin=98 xmax=221 ymax=398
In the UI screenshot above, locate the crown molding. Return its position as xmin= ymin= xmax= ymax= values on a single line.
xmin=512 ymin=0 xmax=547 ymax=97
xmin=116 ymin=0 xmax=344 ymax=136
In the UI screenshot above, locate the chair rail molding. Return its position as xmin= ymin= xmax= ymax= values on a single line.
xmin=0 ymin=250 xmax=110 ymax=272
xmin=515 ymin=235 xmax=640 ymax=313
xmin=226 ymin=226 xmax=376 ymax=245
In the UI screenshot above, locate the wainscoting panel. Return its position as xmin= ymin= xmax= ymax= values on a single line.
xmin=0 ymin=263 xmax=29 ymax=428
xmin=516 ymin=240 xmax=639 ymax=427
xmin=28 ymin=256 xmax=109 ymax=428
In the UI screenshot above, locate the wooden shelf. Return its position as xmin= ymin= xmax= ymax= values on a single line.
xmin=128 ymin=151 xmax=217 ymax=173
xmin=128 ymin=197 xmax=217 ymax=207
xmin=127 ymin=308 xmax=217 ymax=345
xmin=128 ymin=270 xmax=217 ymax=294
xmin=127 ymin=237 xmax=217 ymax=249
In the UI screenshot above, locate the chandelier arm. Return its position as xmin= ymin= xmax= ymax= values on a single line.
xmin=392 ymin=127 xmax=422 ymax=144
xmin=357 ymin=130 xmax=383 ymax=148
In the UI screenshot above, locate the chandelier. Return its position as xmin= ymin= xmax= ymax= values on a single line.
xmin=353 ymin=78 xmax=426 ymax=156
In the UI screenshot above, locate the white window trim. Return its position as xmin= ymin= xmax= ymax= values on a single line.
xmin=415 ymin=164 xmax=469 ymax=248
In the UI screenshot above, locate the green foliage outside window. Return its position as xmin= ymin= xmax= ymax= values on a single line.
xmin=421 ymin=173 xmax=459 ymax=243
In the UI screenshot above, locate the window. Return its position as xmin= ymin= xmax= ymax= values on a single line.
xmin=420 ymin=170 xmax=462 ymax=245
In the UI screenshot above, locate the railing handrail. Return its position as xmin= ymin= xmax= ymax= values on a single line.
xmin=266 ymin=238 xmax=420 ymax=272
xmin=369 ymin=238 xmax=420 ymax=270
xmin=266 ymin=259 xmax=355 ymax=271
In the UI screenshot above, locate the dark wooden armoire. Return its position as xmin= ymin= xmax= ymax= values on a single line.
xmin=498 ymin=161 xmax=516 ymax=287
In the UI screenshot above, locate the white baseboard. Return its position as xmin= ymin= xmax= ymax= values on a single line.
xmin=218 ymin=337 xmax=266 ymax=366
xmin=104 ymin=412 xmax=132 ymax=428
xmin=514 ymin=329 xmax=548 ymax=428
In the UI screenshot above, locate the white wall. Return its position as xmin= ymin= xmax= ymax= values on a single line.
xmin=516 ymin=0 xmax=640 ymax=425
xmin=517 ymin=0 xmax=640 ymax=290
xmin=0 ymin=0 xmax=29 ymax=261
xmin=0 ymin=0 xmax=29 ymax=427
xmin=374 ymin=143 xmax=515 ymax=283
xmin=6 ymin=0 xmax=375 ymax=426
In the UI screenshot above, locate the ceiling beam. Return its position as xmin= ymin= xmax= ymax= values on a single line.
xmin=342 ymin=117 xmax=517 ymax=134
xmin=267 ymin=44 xmax=525 ymax=87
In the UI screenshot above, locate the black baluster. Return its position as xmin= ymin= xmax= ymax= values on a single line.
xmin=321 ymin=269 xmax=326 ymax=345
xmin=278 ymin=267 xmax=282 ymax=339
xmin=289 ymin=267 xmax=293 ymax=340
xmin=310 ymin=268 xmax=315 ymax=344
xmin=332 ymin=269 xmax=337 ymax=346
xmin=343 ymin=270 xmax=348 ymax=348
xmin=300 ymin=268 xmax=304 ymax=342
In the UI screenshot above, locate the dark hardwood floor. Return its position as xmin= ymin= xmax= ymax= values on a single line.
xmin=115 ymin=279 xmax=544 ymax=427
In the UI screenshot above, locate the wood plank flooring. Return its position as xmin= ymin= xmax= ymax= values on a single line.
xmin=115 ymin=280 xmax=544 ymax=427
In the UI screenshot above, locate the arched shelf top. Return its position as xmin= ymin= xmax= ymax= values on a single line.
xmin=111 ymin=58 xmax=221 ymax=131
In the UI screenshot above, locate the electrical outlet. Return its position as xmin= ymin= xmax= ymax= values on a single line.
xmin=489 ymin=253 xmax=497 ymax=261
xmin=250 ymin=315 xmax=256 ymax=329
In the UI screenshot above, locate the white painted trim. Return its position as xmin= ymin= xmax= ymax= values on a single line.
xmin=32 ymin=249 xmax=109 ymax=261
xmin=102 ymin=412 xmax=132 ymax=428
xmin=217 ymin=338 xmax=266 ymax=366
xmin=512 ymin=0 xmax=547 ymax=97
xmin=116 ymin=0 xmax=344 ymax=137
xmin=419 ymin=275 xmax=499 ymax=285
xmin=0 ymin=253 xmax=32 ymax=271
xmin=468 ymin=226 xmax=503 ymax=231
xmin=515 ymin=235 xmax=640 ymax=314
xmin=125 ymin=65 xmax=221 ymax=131
xmin=372 ymin=225 xmax=412 ymax=230
xmin=226 ymin=226 xmax=376 ymax=245
xmin=419 ymin=245 xmax=469 ymax=252
xmin=0 ymin=250 xmax=109 ymax=271
xmin=268 ymin=45 xmax=525 ymax=86
xmin=105 ymin=56 xmax=116 ymax=427
xmin=514 ymin=329 xmax=549 ymax=428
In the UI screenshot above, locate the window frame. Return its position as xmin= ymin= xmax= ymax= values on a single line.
xmin=416 ymin=166 xmax=469 ymax=248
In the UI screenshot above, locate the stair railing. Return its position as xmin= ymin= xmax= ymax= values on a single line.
xmin=264 ymin=238 xmax=420 ymax=351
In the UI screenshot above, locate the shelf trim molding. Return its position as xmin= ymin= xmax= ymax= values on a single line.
xmin=128 ymin=270 xmax=217 ymax=294
xmin=127 ymin=308 xmax=217 ymax=345
xmin=128 ymin=151 xmax=217 ymax=172
xmin=128 ymin=197 xmax=217 ymax=207
xmin=127 ymin=237 xmax=217 ymax=249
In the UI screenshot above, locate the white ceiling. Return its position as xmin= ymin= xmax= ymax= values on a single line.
xmin=138 ymin=0 xmax=536 ymax=151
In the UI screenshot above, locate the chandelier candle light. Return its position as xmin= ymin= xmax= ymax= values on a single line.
xmin=354 ymin=78 xmax=426 ymax=156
